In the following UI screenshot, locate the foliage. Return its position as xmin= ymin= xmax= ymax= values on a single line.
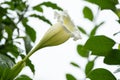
xmin=66 ymin=0 xmax=120 ymax=80
xmin=87 ymin=68 xmax=117 ymax=80
xmin=66 ymin=74 xmax=76 ymax=80
xmin=0 ymin=0 xmax=62 ymax=79
xmin=15 ymin=75 xmax=32 ymax=80
xmin=1 ymin=0 xmax=120 ymax=80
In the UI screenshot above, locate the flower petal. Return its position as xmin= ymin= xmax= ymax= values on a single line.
xmin=54 ymin=11 xmax=81 ymax=40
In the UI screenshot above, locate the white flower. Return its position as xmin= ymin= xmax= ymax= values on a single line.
xmin=54 ymin=11 xmax=81 ymax=41
xmin=38 ymin=11 xmax=81 ymax=48
xmin=26 ymin=11 xmax=81 ymax=56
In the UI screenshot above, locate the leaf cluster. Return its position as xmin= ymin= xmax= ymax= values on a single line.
xmin=66 ymin=0 xmax=120 ymax=80
xmin=0 ymin=0 xmax=62 ymax=79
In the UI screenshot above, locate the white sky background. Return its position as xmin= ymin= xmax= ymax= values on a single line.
xmin=19 ymin=0 xmax=120 ymax=80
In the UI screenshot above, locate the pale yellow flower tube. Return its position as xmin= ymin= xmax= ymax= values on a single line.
xmin=23 ymin=11 xmax=81 ymax=61
xmin=37 ymin=22 xmax=70 ymax=47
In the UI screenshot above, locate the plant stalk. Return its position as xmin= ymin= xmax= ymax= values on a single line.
xmin=23 ymin=43 xmax=43 ymax=62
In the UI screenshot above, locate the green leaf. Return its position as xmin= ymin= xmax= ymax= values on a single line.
xmin=66 ymin=74 xmax=76 ymax=80
xmin=90 ymin=22 xmax=104 ymax=36
xmin=5 ymin=44 xmax=19 ymax=58
xmin=0 ymin=45 xmax=16 ymax=62
xmin=113 ymin=31 xmax=120 ymax=36
xmin=0 ymin=54 xmax=14 ymax=79
xmin=0 ymin=54 xmax=14 ymax=69
xmin=104 ymin=49 xmax=120 ymax=65
xmin=77 ymin=44 xmax=89 ymax=57
xmin=20 ymin=54 xmax=35 ymax=74
xmin=5 ymin=26 xmax=13 ymax=40
xmin=0 ymin=68 xmax=10 ymax=80
xmin=22 ymin=18 xmax=36 ymax=42
xmin=83 ymin=6 xmax=94 ymax=21
xmin=78 ymin=26 xmax=87 ymax=35
xmin=30 ymin=14 xmax=52 ymax=25
xmin=3 ymin=15 xmax=17 ymax=31
xmin=70 ymin=62 xmax=80 ymax=68
xmin=87 ymin=68 xmax=117 ymax=80
xmin=85 ymin=61 xmax=94 ymax=75
xmin=26 ymin=59 xmax=35 ymax=74
xmin=9 ymin=45 xmax=20 ymax=58
xmin=23 ymin=36 xmax=33 ymax=54
xmin=115 ymin=9 xmax=120 ymax=18
xmin=17 ymin=1 xmax=26 ymax=11
xmin=33 ymin=5 xmax=43 ymax=12
xmin=86 ymin=0 xmax=118 ymax=11
xmin=15 ymin=75 xmax=32 ymax=80
xmin=84 ymin=35 xmax=115 ymax=56
xmin=118 ymin=44 xmax=120 ymax=50
xmin=40 ymin=1 xmax=63 ymax=11
xmin=5 ymin=0 xmax=27 ymax=11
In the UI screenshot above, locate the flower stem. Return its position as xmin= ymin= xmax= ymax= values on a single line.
xmin=23 ymin=43 xmax=43 ymax=62
xmin=9 ymin=43 xmax=43 ymax=79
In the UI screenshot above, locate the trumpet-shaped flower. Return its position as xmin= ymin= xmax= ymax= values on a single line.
xmin=33 ymin=11 xmax=81 ymax=52
xmin=23 ymin=11 xmax=81 ymax=61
